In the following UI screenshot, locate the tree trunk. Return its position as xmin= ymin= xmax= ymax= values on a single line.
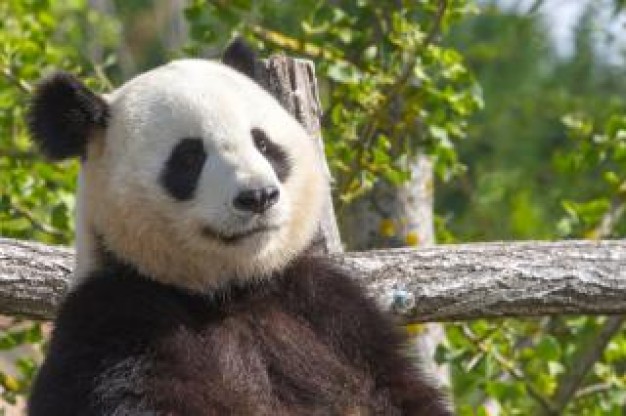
xmin=340 ymin=152 xmax=448 ymax=385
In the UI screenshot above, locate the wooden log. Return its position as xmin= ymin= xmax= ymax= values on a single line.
xmin=0 ymin=238 xmax=71 ymax=319
xmin=336 ymin=240 xmax=626 ymax=321
xmin=2 ymin=237 xmax=626 ymax=321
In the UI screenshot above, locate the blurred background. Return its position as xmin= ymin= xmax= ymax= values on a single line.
xmin=1 ymin=0 xmax=626 ymax=414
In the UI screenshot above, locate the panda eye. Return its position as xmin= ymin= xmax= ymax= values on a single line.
xmin=170 ymin=139 xmax=206 ymax=169
xmin=178 ymin=148 xmax=204 ymax=168
xmin=250 ymin=127 xmax=291 ymax=183
xmin=160 ymin=138 xmax=207 ymax=201
xmin=252 ymin=128 xmax=268 ymax=154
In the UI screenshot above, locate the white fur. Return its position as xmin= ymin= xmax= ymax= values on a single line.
xmin=74 ymin=59 xmax=326 ymax=291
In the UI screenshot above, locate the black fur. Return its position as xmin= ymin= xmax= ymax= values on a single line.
xmin=160 ymin=138 xmax=207 ymax=201
xmin=223 ymin=38 xmax=258 ymax=79
xmin=252 ymin=128 xmax=291 ymax=182
xmin=28 ymin=255 xmax=450 ymax=416
xmin=27 ymin=72 xmax=109 ymax=160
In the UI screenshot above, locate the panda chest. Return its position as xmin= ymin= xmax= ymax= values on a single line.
xmin=153 ymin=295 xmax=377 ymax=412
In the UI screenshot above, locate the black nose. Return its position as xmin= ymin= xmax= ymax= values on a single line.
xmin=233 ymin=186 xmax=280 ymax=214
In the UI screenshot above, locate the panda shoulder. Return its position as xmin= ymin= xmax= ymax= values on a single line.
xmin=53 ymin=269 xmax=191 ymax=343
xmin=283 ymin=256 xmax=379 ymax=316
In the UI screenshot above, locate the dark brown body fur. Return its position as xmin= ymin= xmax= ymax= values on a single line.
xmin=28 ymin=256 xmax=450 ymax=415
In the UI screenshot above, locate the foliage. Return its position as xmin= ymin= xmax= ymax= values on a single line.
xmin=185 ymin=0 xmax=483 ymax=203
xmin=434 ymin=3 xmax=626 ymax=414
xmin=0 ymin=0 xmax=119 ymax=410
xmin=0 ymin=322 xmax=43 ymax=407
xmin=439 ymin=2 xmax=626 ymax=241
xmin=0 ymin=0 xmax=118 ymax=244
xmin=558 ymin=112 xmax=626 ymax=238
xmin=440 ymin=315 xmax=626 ymax=415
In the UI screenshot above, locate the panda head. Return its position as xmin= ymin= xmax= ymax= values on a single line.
xmin=28 ymin=41 xmax=327 ymax=291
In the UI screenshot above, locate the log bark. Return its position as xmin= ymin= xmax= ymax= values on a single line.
xmin=2 ymin=237 xmax=626 ymax=321
xmin=336 ymin=240 xmax=626 ymax=321
xmin=0 ymin=238 xmax=71 ymax=320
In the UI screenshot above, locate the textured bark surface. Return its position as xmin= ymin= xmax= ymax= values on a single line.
xmin=0 ymin=238 xmax=71 ymax=319
xmin=336 ymin=240 xmax=626 ymax=321
xmin=340 ymin=154 xmax=435 ymax=250
xmin=2 ymin=237 xmax=626 ymax=321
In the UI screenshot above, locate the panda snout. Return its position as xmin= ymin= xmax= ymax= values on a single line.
xmin=233 ymin=186 xmax=280 ymax=214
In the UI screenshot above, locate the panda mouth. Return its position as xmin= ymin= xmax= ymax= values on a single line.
xmin=201 ymin=225 xmax=280 ymax=244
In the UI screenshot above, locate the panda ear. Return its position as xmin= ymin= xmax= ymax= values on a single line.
xmin=222 ymin=38 xmax=257 ymax=79
xmin=27 ymin=72 xmax=109 ymax=160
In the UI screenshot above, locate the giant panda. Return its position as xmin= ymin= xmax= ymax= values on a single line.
xmin=26 ymin=40 xmax=451 ymax=416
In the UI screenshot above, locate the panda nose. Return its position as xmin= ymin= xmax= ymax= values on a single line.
xmin=233 ymin=186 xmax=280 ymax=214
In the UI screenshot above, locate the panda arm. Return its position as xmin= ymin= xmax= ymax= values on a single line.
xmin=286 ymin=258 xmax=452 ymax=415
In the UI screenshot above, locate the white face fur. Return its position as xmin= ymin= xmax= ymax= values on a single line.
xmin=74 ymin=59 xmax=326 ymax=291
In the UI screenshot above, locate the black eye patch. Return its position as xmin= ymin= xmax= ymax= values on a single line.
xmin=160 ymin=138 xmax=207 ymax=201
xmin=251 ymin=128 xmax=291 ymax=182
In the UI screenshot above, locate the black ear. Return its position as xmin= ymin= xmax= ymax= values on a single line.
xmin=222 ymin=38 xmax=257 ymax=79
xmin=27 ymin=72 xmax=109 ymax=160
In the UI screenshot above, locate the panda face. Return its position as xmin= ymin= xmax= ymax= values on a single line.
xmin=73 ymin=60 xmax=325 ymax=290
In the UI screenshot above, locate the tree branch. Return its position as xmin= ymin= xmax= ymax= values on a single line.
xmin=461 ymin=324 xmax=554 ymax=413
xmin=2 ymin=237 xmax=626 ymax=321
xmin=527 ymin=0 xmax=546 ymax=14
xmin=356 ymin=0 xmax=449 ymax=180
xmin=7 ymin=204 xmax=67 ymax=240
xmin=336 ymin=240 xmax=626 ymax=321
xmin=0 ymin=65 xmax=33 ymax=94
xmin=590 ymin=195 xmax=626 ymax=239
xmin=541 ymin=316 xmax=625 ymax=415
